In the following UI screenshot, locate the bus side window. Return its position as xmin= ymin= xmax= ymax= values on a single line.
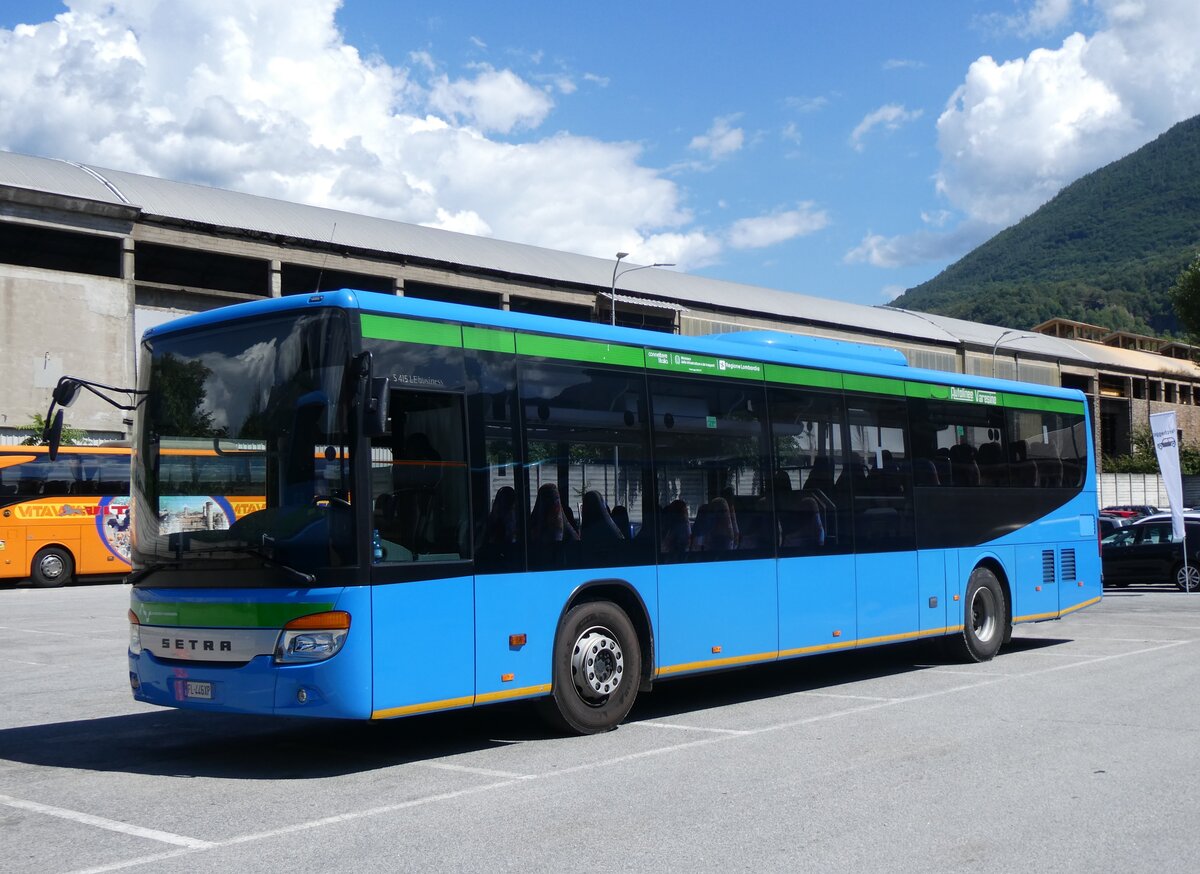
xmin=846 ymin=396 xmax=915 ymax=553
xmin=371 ymin=390 xmax=470 ymax=563
xmin=650 ymin=375 xmax=770 ymax=562
xmin=519 ymin=360 xmax=653 ymax=572
xmin=768 ymin=386 xmax=852 ymax=556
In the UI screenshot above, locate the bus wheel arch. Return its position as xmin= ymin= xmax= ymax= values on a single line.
xmin=949 ymin=561 xmax=1009 ymax=662
xmin=31 ymin=544 xmax=75 ymax=588
xmin=543 ymin=581 xmax=650 ymax=734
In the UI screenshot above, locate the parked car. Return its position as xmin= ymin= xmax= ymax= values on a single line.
xmin=1098 ymin=513 xmax=1129 ymax=539
xmin=1102 ymin=504 xmax=1160 ymax=519
xmin=1101 ymin=515 xmax=1200 ymax=591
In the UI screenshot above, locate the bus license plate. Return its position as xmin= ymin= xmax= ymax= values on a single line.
xmin=185 ymin=681 xmax=212 ymax=700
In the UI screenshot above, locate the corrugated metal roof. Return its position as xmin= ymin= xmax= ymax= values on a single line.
xmin=2 ymin=148 xmax=1196 ymax=378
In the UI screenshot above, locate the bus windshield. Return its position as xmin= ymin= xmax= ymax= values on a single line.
xmin=132 ymin=309 xmax=356 ymax=576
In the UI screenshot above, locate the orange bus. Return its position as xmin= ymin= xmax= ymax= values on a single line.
xmin=0 ymin=445 xmax=265 ymax=587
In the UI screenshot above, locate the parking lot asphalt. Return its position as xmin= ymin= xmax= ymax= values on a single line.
xmin=1 ymin=580 xmax=1197 ymax=873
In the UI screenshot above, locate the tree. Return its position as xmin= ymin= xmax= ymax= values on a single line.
xmin=17 ymin=412 xmax=86 ymax=446
xmin=1168 ymin=253 xmax=1200 ymax=340
xmin=1104 ymin=424 xmax=1200 ymax=476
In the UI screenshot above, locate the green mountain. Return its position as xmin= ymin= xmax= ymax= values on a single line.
xmin=889 ymin=115 xmax=1200 ymax=336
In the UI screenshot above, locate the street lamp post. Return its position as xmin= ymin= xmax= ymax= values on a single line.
xmin=607 ymin=252 xmax=675 ymax=327
xmin=991 ymin=329 xmax=1039 ymax=378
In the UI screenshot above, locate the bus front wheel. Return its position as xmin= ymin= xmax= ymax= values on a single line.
xmin=949 ymin=566 xmax=1007 ymax=663
xmin=31 ymin=546 xmax=74 ymax=588
xmin=545 ymin=600 xmax=641 ymax=735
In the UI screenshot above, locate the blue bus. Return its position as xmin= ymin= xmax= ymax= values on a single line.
xmin=123 ymin=289 xmax=1100 ymax=733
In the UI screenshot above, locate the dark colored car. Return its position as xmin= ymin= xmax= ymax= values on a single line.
xmin=1098 ymin=513 xmax=1128 ymax=539
xmin=1101 ymin=517 xmax=1200 ymax=591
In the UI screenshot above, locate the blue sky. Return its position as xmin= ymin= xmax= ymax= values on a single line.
xmin=2 ymin=1 xmax=1199 ymax=307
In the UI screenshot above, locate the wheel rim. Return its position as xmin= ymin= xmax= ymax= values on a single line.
xmin=1177 ymin=565 xmax=1200 ymax=591
xmin=570 ymin=625 xmax=624 ymax=702
xmin=38 ymin=552 xmax=65 ymax=581
xmin=970 ymin=586 xmax=998 ymax=643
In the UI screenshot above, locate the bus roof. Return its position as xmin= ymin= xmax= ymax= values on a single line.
xmin=142 ymin=288 xmax=1088 ymax=408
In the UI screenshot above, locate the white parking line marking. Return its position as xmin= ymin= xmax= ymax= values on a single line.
xmin=797 ymin=691 xmax=896 ymax=702
xmin=420 ymin=762 xmax=536 ymax=779
xmin=633 ymin=720 xmax=751 ymax=735
xmin=0 ymin=625 xmax=74 ymax=636
xmin=0 ymin=793 xmax=214 ymax=849
xmin=61 ymin=636 xmax=1194 ymax=873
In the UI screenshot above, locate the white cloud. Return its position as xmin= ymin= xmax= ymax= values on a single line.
xmin=862 ymin=0 xmax=1200 ymax=273
xmin=985 ymin=0 xmax=1077 ymax=36
xmin=937 ymin=0 xmax=1200 ymax=227
xmin=728 ymin=204 xmax=830 ymax=250
xmin=849 ymin=103 xmax=923 ymax=152
xmin=428 ymin=65 xmax=553 ymax=134
xmin=784 ymin=96 xmax=828 ymax=113
xmin=0 ymin=0 xmax=740 ymax=268
xmin=844 ymin=220 xmax=997 ymax=269
xmin=883 ymin=59 xmax=925 ymax=71
xmin=688 ymin=115 xmax=745 ymax=160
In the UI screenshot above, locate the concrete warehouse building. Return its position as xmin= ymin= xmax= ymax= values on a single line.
xmin=2 ymin=148 xmax=1198 ymax=463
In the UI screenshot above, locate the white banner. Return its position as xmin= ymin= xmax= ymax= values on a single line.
xmin=1150 ymin=410 xmax=1184 ymax=541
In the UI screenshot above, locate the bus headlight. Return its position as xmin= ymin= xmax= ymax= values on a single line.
xmin=128 ymin=609 xmax=141 ymax=655
xmin=274 ymin=611 xmax=350 ymax=664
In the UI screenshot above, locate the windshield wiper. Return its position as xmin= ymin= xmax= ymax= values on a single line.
xmin=215 ymin=544 xmax=317 ymax=585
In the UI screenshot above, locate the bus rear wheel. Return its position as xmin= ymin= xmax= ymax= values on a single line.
xmin=31 ymin=546 xmax=74 ymax=588
xmin=545 ymin=600 xmax=641 ymax=735
xmin=948 ymin=566 xmax=1007 ymax=663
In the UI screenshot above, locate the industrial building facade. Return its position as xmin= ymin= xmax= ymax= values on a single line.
xmin=2 ymin=149 xmax=1197 ymax=464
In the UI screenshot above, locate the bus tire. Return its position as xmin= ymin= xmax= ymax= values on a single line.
xmin=1173 ymin=562 xmax=1200 ymax=592
xmin=545 ymin=600 xmax=641 ymax=735
xmin=948 ymin=566 xmax=1006 ymax=663
xmin=31 ymin=546 xmax=74 ymax=588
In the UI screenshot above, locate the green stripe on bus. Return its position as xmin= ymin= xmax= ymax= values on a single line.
xmin=463 ymin=326 xmax=516 ymax=353
xmin=1002 ymin=393 xmax=1086 ymax=415
xmin=904 ymin=382 xmax=951 ymax=400
xmin=764 ymin=363 xmax=842 ymax=389
xmin=842 ymin=373 xmax=906 ymax=396
xmin=361 ymin=314 xmax=463 ymax=348
xmin=132 ymin=601 xmax=336 ymax=628
xmin=516 ymin=333 xmax=645 ymax=367
xmin=646 ymin=349 xmax=764 ymax=380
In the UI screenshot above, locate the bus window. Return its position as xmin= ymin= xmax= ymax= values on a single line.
xmin=650 ymin=376 xmax=771 ymax=562
xmin=1006 ymin=408 xmax=1088 ymax=488
xmin=371 ymin=390 xmax=471 ymax=563
xmin=519 ymin=361 xmax=653 ymax=571
xmin=769 ymin=386 xmax=852 ymax=555
xmin=908 ymin=399 xmax=1008 ymax=487
xmin=466 ymin=349 xmax=526 ymax=574
xmin=846 ymin=396 xmax=915 ymax=552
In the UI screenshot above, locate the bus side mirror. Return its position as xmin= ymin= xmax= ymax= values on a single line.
xmin=365 ymin=378 xmax=389 ymax=436
xmin=45 ymin=410 xmax=65 ymax=461
xmin=53 ymin=378 xmax=82 ymax=408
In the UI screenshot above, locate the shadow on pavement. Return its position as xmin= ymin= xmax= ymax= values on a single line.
xmin=0 ymin=635 xmax=1078 ymax=779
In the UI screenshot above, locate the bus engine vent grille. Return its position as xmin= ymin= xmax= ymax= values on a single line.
xmin=1042 ymin=550 xmax=1056 ymax=584
xmin=1061 ymin=548 xmax=1077 ymax=582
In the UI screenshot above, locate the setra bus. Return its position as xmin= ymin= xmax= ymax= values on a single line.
xmin=119 ymin=289 xmax=1101 ymax=733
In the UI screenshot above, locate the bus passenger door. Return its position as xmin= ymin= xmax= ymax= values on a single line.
xmin=368 ymin=388 xmax=475 ymax=718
